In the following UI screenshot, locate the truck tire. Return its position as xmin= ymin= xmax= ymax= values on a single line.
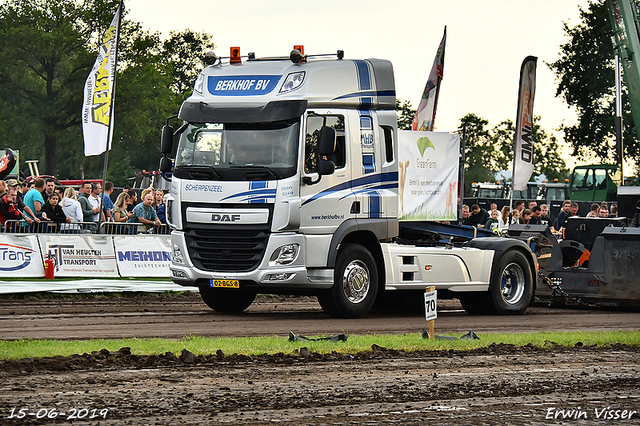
xmin=488 ymin=250 xmax=533 ymax=314
xmin=199 ymin=287 xmax=256 ymax=313
xmin=318 ymin=244 xmax=378 ymax=318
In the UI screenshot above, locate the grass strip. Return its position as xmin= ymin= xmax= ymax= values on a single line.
xmin=1 ymin=330 xmax=639 ymax=360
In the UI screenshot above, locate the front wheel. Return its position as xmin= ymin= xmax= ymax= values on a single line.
xmin=199 ymin=286 xmax=256 ymax=313
xmin=317 ymin=244 xmax=378 ymax=318
xmin=489 ymin=250 xmax=533 ymax=314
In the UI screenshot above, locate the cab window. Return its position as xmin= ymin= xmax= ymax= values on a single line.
xmin=305 ymin=114 xmax=345 ymax=174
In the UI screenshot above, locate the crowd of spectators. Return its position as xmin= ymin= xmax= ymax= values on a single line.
xmin=0 ymin=178 xmax=169 ymax=234
xmin=460 ymin=198 xmax=619 ymax=235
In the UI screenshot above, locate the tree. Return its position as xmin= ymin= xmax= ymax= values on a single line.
xmin=0 ymin=0 xmax=216 ymax=185
xmin=0 ymin=0 xmax=106 ymax=176
xmin=548 ymin=0 xmax=638 ymax=167
xmin=493 ymin=116 xmax=569 ymax=181
xmin=395 ymin=99 xmax=415 ymax=130
xmin=457 ymin=113 xmax=502 ymax=185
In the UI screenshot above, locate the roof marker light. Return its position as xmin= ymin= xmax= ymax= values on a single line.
xmin=230 ymin=46 xmax=241 ymax=64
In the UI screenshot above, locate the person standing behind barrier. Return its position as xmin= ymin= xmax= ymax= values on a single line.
xmin=141 ymin=187 xmax=156 ymax=209
xmin=77 ymin=182 xmax=95 ymax=223
xmin=61 ymin=187 xmax=83 ymax=223
xmin=24 ymin=178 xmax=45 ymax=219
xmin=128 ymin=193 xmax=161 ymax=232
xmin=42 ymin=178 xmax=56 ymax=204
xmin=0 ymin=180 xmax=6 ymax=198
xmin=112 ymin=192 xmax=133 ymax=222
xmin=155 ymin=189 xmax=166 ymax=224
xmin=126 ymin=190 xmax=138 ymax=213
xmin=18 ymin=180 xmax=30 ymax=201
xmin=0 ymin=186 xmax=36 ymax=229
xmin=88 ymin=183 xmax=104 ymax=222
xmin=499 ymin=205 xmax=510 ymax=230
xmin=102 ymin=181 xmax=114 ymax=222
xmin=41 ymin=193 xmax=71 ymax=226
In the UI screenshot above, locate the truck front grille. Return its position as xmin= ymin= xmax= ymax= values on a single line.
xmin=185 ymin=227 xmax=269 ymax=272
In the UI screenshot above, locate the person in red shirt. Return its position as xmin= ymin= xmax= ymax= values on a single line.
xmin=0 ymin=186 xmax=38 ymax=230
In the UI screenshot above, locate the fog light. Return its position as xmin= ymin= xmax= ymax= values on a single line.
xmin=172 ymin=269 xmax=186 ymax=279
xmin=269 ymin=243 xmax=300 ymax=265
xmin=172 ymin=244 xmax=184 ymax=264
xmin=268 ymin=273 xmax=293 ymax=281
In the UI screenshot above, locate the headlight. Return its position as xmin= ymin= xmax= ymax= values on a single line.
xmin=279 ymin=71 xmax=305 ymax=94
xmin=172 ymin=244 xmax=184 ymax=264
xmin=269 ymin=243 xmax=300 ymax=265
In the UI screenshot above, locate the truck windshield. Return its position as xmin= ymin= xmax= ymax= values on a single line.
xmin=174 ymin=119 xmax=299 ymax=180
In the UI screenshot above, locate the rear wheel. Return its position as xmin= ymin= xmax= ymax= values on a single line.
xmin=489 ymin=250 xmax=533 ymax=314
xmin=318 ymin=244 xmax=378 ymax=318
xmin=199 ymin=287 xmax=256 ymax=313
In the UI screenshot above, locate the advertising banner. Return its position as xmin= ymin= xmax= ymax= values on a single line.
xmin=0 ymin=235 xmax=44 ymax=277
xmin=512 ymin=56 xmax=537 ymax=191
xmin=114 ymin=235 xmax=172 ymax=277
xmin=38 ymin=235 xmax=119 ymax=277
xmin=82 ymin=3 xmax=122 ymax=156
xmin=398 ymin=131 xmax=460 ymax=221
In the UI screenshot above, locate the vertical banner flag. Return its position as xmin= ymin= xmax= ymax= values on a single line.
xmin=512 ymin=56 xmax=537 ymax=191
xmin=82 ymin=3 xmax=122 ymax=156
xmin=413 ymin=27 xmax=446 ymax=131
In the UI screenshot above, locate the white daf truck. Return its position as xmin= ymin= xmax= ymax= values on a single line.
xmin=159 ymin=46 xmax=536 ymax=318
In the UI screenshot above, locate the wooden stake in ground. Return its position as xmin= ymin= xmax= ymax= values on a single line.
xmin=424 ymin=286 xmax=437 ymax=340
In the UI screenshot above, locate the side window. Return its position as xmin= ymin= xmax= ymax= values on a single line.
xmin=381 ymin=125 xmax=394 ymax=163
xmin=304 ymin=114 xmax=345 ymax=174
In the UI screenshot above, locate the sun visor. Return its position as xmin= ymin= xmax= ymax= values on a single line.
xmin=178 ymin=100 xmax=308 ymax=123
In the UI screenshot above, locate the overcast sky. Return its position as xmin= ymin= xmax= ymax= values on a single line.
xmin=126 ymin=0 xmax=591 ymax=163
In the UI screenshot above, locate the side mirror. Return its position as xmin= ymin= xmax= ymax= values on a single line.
xmin=159 ymin=156 xmax=173 ymax=174
xmin=317 ymin=126 xmax=336 ymax=156
xmin=317 ymin=158 xmax=335 ymax=176
xmin=161 ymin=125 xmax=174 ymax=155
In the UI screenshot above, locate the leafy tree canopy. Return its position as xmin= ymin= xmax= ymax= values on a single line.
xmin=548 ymin=0 xmax=638 ymax=168
xmin=0 ymin=0 xmax=214 ymax=186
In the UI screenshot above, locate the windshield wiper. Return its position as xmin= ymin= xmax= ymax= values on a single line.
xmin=230 ymin=165 xmax=278 ymax=179
xmin=180 ymin=165 xmax=221 ymax=179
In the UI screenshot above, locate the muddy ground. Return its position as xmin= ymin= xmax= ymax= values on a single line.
xmin=0 ymin=294 xmax=639 ymax=425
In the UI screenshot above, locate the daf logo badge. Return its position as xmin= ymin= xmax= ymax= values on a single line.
xmin=211 ymin=214 xmax=241 ymax=222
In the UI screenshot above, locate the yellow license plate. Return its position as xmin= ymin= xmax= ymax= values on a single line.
xmin=210 ymin=279 xmax=239 ymax=288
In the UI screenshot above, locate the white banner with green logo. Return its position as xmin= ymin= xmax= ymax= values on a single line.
xmin=397 ymin=131 xmax=460 ymax=221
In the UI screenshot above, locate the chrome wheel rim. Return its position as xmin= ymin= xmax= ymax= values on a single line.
xmin=500 ymin=262 xmax=525 ymax=305
xmin=342 ymin=260 xmax=370 ymax=304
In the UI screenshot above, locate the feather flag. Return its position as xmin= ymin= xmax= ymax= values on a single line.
xmin=82 ymin=2 xmax=122 ymax=156
xmin=511 ymin=56 xmax=537 ymax=191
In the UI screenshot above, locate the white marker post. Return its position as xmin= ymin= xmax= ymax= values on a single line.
xmin=424 ymin=286 xmax=437 ymax=340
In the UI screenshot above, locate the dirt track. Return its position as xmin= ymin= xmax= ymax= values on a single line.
xmin=0 ymin=293 xmax=639 ymax=425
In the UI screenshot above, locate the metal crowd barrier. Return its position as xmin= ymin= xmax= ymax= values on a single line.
xmin=100 ymin=222 xmax=171 ymax=235
xmin=2 ymin=220 xmax=170 ymax=235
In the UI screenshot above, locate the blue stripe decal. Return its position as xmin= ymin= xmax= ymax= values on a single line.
xmin=348 ymin=183 xmax=398 ymax=198
xmin=354 ymin=60 xmax=371 ymax=90
xmin=332 ymin=90 xmax=396 ymax=101
xmin=369 ymin=191 xmax=381 ymax=218
xmin=362 ymin=153 xmax=375 ymax=174
xmin=221 ymin=188 xmax=276 ymax=202
xmin=250 ymin=181 xmax=268 ymax=190
xmin=301 ymin=172 xmax=398 ymax=206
